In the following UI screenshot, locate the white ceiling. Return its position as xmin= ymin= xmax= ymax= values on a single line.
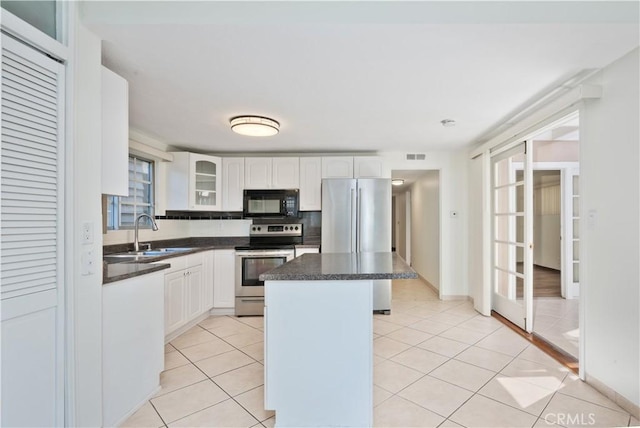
xmin=81 ymin=1 xmax=639 ymax=154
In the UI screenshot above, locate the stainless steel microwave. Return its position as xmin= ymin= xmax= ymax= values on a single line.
xmin=243 ymin=189 xmax=299 ymax=218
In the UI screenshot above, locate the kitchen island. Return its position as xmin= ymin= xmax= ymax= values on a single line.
xmin=260 ymin=252 xmax=416 ymax=428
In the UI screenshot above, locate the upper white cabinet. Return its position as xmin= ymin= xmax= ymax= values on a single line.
xmin=166 ymin=152 xmax=222 ymax=211
xmin=299 ymin=157 xmax=322 ymax=211
xmin=354 ymin=156 xmax=390 ymax=178
xmin=101 ymin=67 xmax=129 ymax=196
xmin=245 ymin=157 xmax=299 ymax=189
xmin=222 ymin=158 xmax=244 ymax=211
xmin=322 ymin=157 xmax=354 ymax=178
xmin=273 ymin=157 xmax=300 ymax=188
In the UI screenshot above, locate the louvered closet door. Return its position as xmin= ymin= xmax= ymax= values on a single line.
xmin=1 ymin=34 xmax=65 ymax=427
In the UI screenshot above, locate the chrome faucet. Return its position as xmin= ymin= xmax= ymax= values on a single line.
xmin=134 ymin=213 xmax=159 ymax=252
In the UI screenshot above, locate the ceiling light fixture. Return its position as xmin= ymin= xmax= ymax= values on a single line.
xmin=440 ymin=119 xmax=456 ymax=127
xmin=392 ymin=179 xmax=404 ymax=186
xmin=230 ymin=116 xmax=280 ymax=137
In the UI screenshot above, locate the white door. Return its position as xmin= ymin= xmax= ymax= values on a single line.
xmin=491 ymin=141 xmax=534 ymax=332
xmin=1 ymin=35 xmax=65 ymax=426
xmin=563 ymin=168 xmax=580 ymax=299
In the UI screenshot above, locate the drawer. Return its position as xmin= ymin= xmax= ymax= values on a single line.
xmin=186 ymin=251 xmax=204 ymax=268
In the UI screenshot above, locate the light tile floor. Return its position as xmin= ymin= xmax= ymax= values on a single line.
xmin=533 ymin=297 xmax=580 ymax=359
xmin=122 ymin=279 xmax=635 ymax=428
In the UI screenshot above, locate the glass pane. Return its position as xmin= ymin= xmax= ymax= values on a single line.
xmin=195 ymin=174 xmax=216 ymax=191
xmin=495 ymin=186 xmax=516 ymax=214
xmin=494 ymin=158 xmax=515 ymax=187
xmin=573 ymin=240 xmax=580 ymax=261
xmin=2 ymin=1 xmax=57 ymax=40
xmin=494 ymin=269 xmax=521 ymax=302
xmin=573 ymin=175 xmax=579 ymax=195
xmin=573 ymin=262 xmax=580 ymax=282
xmin=573 ymin=219 xmax=580 ymax=239
xmin=195 ymin=191 xmax=216 ymax=206
xmin=494 ymin=243 xmax=523 ymax=274
xmin=516 ymin=182 xmax=524 ymax=212
xmin=573 ymin=196 xmax=580 ymax=217
xmin=196 ymin=160 xmax=216 ymax=175
xmin=242 ymin=257 xmax=286 ymax=286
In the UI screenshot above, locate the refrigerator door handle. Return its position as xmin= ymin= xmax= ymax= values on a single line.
xmin=357 ymin=187 xmax=362 ymax=252
xmin=351 ymin=188 xmax=357 ymax=253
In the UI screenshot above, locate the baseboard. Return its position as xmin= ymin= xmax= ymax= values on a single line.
xmin=112 ymin=384 xmax=161 ymax=427
xmin=209 ymin=307 xmax=235 ymax=316
xmin=164 ymin=312 xmax=211 ymax=343
xmin=417 ymin=273 xmax=439 ymax=294
xmin=586 ymin=374 xmax=640 ymax=419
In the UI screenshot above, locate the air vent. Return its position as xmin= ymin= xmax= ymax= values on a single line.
xmin=406 ymin=154 xmax=426 ymax=160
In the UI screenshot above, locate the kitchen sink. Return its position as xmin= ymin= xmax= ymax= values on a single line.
xmin=140 ymin=248 xmax=193 ymax=256
xmin=103 ymin=247 xmax=195 ymax=264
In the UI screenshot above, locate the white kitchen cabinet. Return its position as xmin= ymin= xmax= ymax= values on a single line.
xmin=103 ymin=271 xmax=165 ymax=427
xmin=185 ymin=265 xmax=204 ymax=320
xmin=299 ymin=157 xmax=322 ymax=210
xmin=244 ymin=157 xmax=272 ymax=189
xmin=203 ymin=250 xmax=214 ymax=309
xmin=354 ymin=156 xmax=390 ymax=178
xmin=164 ymin=271 xmax=187 ymax=338
xmin=166 ymin=152 xmax=222 ymax=210
xmin=272 ymin=157 xmax=300 ymax=188
xmin=163 ymin=252 xmax=210 ymax=337
xmin=213 ymin=249 xmax=235 ymax=308
xmin=101 ymin=66 xmax=129 ymax=196
xmin=222 ymin=157 xmax=245 ymax=211
xmin=245 ymin=157 xmax=300 ymax=189
xmin=322 ymin=156 xmax=354 ymax=178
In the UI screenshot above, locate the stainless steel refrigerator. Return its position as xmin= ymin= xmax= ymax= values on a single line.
xmin=321 ymin=178 xmax=392 ymax=313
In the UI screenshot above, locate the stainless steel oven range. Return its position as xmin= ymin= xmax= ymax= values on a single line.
xmin=235 ymin=223 xmax=302 ymax=316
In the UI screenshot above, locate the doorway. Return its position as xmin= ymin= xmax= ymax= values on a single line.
xmin=489 ymin=112 xmax=581 ymax=358
xmin=391 ymin=170 xmax=440 ymax=292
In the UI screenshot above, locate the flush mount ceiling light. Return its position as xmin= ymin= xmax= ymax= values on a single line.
xmin=230 ymin=116 xmax=280 ymax=137
xmin=440 ymin=119 xmax=456 ymax=127
xmin=392 ymin=179 xmax=405 ymax=186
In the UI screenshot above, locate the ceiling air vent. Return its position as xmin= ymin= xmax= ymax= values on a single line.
xmin=406 ymin=154 xmax=426 ymax=160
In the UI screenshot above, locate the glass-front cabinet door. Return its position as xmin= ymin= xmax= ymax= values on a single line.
xmin=189 ymin=154 xmax=222 ymax=210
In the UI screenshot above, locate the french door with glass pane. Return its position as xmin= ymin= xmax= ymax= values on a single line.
xmin=491 ymin=141 xmax=534 ymax=332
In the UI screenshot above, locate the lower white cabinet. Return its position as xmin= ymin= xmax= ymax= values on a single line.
xmin=213 ymin=249 xmax=235 ymax=308
xmin=164 ymin=251 xmax=213 ymax=336
xmin=103 ymin=271 xmax=165 ymax=427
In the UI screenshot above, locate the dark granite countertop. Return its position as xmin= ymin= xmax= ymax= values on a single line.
xmin=102 ymin=239 xmax=244 ymax=285
xmin=103 ymin=262 xmax=171 ymax=285
xmin=260 ymin=252 xmax=417 ymax=281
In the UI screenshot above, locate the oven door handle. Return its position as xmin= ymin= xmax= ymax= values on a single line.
xmin=236 ymin=251 xmax=294 ymax=257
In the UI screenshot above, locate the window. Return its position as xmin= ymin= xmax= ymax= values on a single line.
xmin=107 ymin=155 xmax=154 ymax=230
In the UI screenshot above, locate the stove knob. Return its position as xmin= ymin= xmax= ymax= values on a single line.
xmin=284 ymin=226 xmax=289 ymax=231
xmin=257 ymin=227 xmax=261 ymax=231
xmin=252 ymin=227 xmax=256 ymax=231
xmin=295 ymin=226 xmax=299 ymax=230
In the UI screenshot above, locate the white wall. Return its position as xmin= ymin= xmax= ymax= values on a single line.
xmin=102 ymin=219 xmax=251 ymax=246
xmin=71 ymin=23 xmax=104 ymax=427
xmin=410 ymin=171 xmax=440 ymax=288
xmin=581 ymin=48 xmax=639 ymax=408
xmin=382 ymin=151 xmax=469 ymax=298
xmin=467 ymin=155 xmax=489 ymax=314
xmin=394 ymin=192 xmax=407 ymax=260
